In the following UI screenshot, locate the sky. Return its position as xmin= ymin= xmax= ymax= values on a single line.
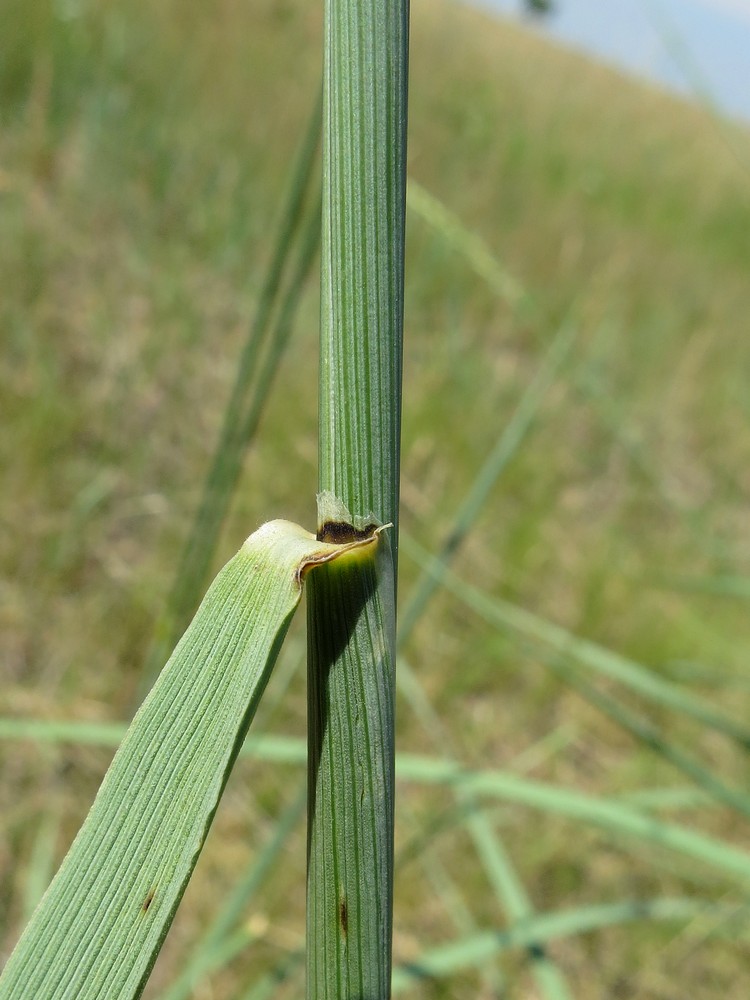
xmin=472 ymin=0 xmax=750 ymax=122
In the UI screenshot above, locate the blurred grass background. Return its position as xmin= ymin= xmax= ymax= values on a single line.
xmin=2 ymin=0 xmax=750 ymax=996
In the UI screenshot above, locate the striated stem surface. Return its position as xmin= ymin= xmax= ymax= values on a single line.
xmin=307 ymin=0 xmax=409 ymax=996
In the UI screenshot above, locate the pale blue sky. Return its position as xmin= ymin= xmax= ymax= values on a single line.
xmin=471 ymin=0 xmax=750 ymax=122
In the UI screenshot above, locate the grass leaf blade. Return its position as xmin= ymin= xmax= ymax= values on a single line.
xmin=0 ymin=521 xmax=379 ymax=1000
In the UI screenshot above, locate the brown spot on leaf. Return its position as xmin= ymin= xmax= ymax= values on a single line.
xmin=339 ymin=896 xmax=348 ymax=937
xmin=141 ymin=889 xmax=155 ymax=914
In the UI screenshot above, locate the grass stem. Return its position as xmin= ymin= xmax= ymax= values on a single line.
xmin=306 ymin=1 xmax=409 ymax=996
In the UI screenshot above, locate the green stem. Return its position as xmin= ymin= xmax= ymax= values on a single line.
xmin=306 ymin=1 xmax=409 ymax=997
xmin=317 ymin=0 xmax=408 ymax=548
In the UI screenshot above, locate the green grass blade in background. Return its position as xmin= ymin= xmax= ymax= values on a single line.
xmin=4 ymin=722 xmax=748 ymax=879
xmin=21 ymin=806 xmax=60 ymax=923
xmin=0 ymin=719 xmax=132 ymax=747
xmin=398 ymin=315 xmax=576 ymax=644
xmin=397 ymin=648 xmax=574 ymax=1000
xmin=141 ymin=94 xmax=322 ymax=694
xmin=391 ymin=897 xmax=750 ymax=989
xmin=0 ymin=521 xmax=382 ymax=1000
xmin=406 ymin=178 xmax=527 ymax=309
xmin=403 ymin=536 xmax=750 ymax=747
xmin=396 ymin=751 xmax=750 ymax=883
xmin=394 ymin=319 xmax=577 ymax=999
xmin=395 ymin=793 xmax=500 ymax=992
xmin=544 ymin=656 xmax=750 ymax=820
xmin=460 ymin=808 xmax=572 ymax=1000
xmin=226 ymin=893 xmax=750 ymax=996
xmin=307 ymin=0 xmax=409 ymax=996
xmin=617 ymin=786 xmax=714 ymax=811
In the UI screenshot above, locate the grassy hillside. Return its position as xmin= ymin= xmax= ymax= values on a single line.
xmin=2 ymin=0 xmax=750 ymax=996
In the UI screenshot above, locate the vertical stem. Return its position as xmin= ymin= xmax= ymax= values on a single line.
xmin=307 ymin=2 xmax=409 ymax=998
xmin=318 ymin=0 xmax=408 ymax=555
